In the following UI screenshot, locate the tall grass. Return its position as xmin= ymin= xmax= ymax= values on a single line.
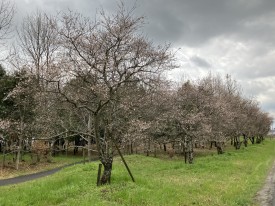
xmin=0 ymin=140 xmax=274 ymax=206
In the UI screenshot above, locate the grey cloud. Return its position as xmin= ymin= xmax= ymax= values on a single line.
xmin=14 ymin=0 xmax=275 ymax=46
xmin=231 ymin=55 xmax=275 ymax=80
xmin=132 ymin=0 xmax=275 ymax=46
xmin=190 ymin=55 xmax=211 ymax=68
xmin=11 ymin=0 xmax=275 ymax=118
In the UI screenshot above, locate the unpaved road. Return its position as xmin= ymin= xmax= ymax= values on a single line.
xmin=255 ymin=160 xmax=275 ymax=206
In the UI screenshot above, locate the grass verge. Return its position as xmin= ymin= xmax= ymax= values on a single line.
xmin=0 ymin=140 xmax=275 ymax=206
xmin=0 ymin=154 xmax=83 ymax=179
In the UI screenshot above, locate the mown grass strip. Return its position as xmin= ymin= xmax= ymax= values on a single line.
xmin=0 ymin=140 xmax=275 ymax=206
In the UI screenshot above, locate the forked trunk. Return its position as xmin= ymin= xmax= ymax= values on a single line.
xmin=234 ymin=137 xmax=242 ymax=149
xmin=100 ymin=157 xmax=113 ymax=184
xmin=94 ymin=113 xmax=114 ymax=185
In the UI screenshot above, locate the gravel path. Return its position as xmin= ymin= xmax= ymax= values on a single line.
xmin=255 ymin=160 xmax=275 ymax=206
xmin=0 ymin=162 xmax=83 ymax=187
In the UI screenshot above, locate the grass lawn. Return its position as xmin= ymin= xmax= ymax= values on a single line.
xmin=0 ymin=140 xmax=275 ymax=206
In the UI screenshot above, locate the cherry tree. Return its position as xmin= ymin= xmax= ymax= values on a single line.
xmin=54 ymin=4 xmax=175 ymax=184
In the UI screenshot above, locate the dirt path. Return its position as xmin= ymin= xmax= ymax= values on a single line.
xmin=255 ymin=160 xmax=275 ymax=206
xmin=0 ymin=162 xmax=83 ymax=187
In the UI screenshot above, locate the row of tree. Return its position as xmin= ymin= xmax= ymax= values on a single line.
xmin=0 ymin=2 xmax=272 ymax=184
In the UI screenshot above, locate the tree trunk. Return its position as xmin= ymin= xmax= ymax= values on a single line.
xmin=209 ymin=141 xmax=216 ymax=149
xmin=234 ymin=137 xmax=242 ymax=149
xmin=146 ymin=138 xmax=151 ymax=156
xmin=249 ymin=136 xmax=255 ymax=144
xmin=16 ymin=117 xmax=24 ymax=170
xmin=243 ymin=134 xmax=248 ymax=147
xmin=2 ymin=146 xmax=6 ymax=169
xmin=256 ymin=136 xmax=262 ymax=144
xmin=130 ymin=142 xmax=133 ymax=154
xmin=163 ymin=143 xmax=167 ymax=152
xmin=185 ymin=136 xmax=193 ymax=164
xmin=94 ymin=113 xmax=113 ymax=185
xmin=154 ymin=143 xmax=157 ymax=157
xmin=82 ymin=147 xmax=85 ymax=163
xmin=15 ymin=138 xmax=22 ymax=170
xmin=216 ymin=142 xmax=224 ymax=154
xmin=100 ymin=156 xmax=113 ymax=184
xmin=59 ymin=139 xmax=62 ymax=155
xmin=65 ymin=139 xmax=68 ymax=156
xmin=87 ymin=113 xmax=92 ymax=162
xmin=97 ymin=164 xmax=102 ymax=186
xmin=51 ymin=139 xmax=55 ymax=156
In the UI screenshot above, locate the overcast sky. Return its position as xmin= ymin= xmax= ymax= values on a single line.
xmin=13 ymin=0 xmax=275 ymax=120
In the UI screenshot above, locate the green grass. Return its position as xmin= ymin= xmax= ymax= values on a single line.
xmin=0 ymin=140 xmax=275 ymax=206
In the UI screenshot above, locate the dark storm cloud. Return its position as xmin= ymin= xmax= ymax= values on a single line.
xmin=14 ymin=0 xmax=275 ymax=46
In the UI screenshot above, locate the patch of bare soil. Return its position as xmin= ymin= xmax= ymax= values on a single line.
xmin=255 ymin=160 xmax=275 ymax=206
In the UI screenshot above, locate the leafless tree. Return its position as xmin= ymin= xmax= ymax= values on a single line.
xmin=4 ymin=70 xmax=36 ymax=170
xmin=0 ymin=0 xmax=14 ymax=42
xmin=16 ymin=11 xmax=59 ymax=83
xmin=54 ymin=3 xmax=175 ymax=184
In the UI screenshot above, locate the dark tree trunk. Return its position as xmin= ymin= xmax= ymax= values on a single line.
xmin=146 ymin=138 xmax=150 ymax=156
xmin=243 ymin=134 xmax=248 ymax=147
xmin=216 ymin=142 xmax=224 ymax=154
xmin=185 ymin=137 xmax=193 ymax=164
xmin=154 ymin=143 xmax=157 ymax=157
xmin=163 ymin=143 xmax=167 ymax=152
xmin=256 ymin=136 xmax=263 ymax=144
xmin=209 ymin=141 xmax=216 ymax=149
xmin=187 ymin=150 xmax=193 ymax=164
xmin=73 ymin=146 xmax=78 ymax=155
xmin=2 ymin=146 xmax=6 ymax=169
xmin=249 ymin=136 xmax=255 ymax=144
xmin=100 ymin=156 xmax=113 ymax=184
xmin=130 ymin=142 xmax=133 ymax=154
xmin=87 ymin=113 xmax=92 ymax=162
xmin=234 ymin=137 xmax=242 ymax=150
xmin=94 ymin=113 xmax=114 ymax=185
